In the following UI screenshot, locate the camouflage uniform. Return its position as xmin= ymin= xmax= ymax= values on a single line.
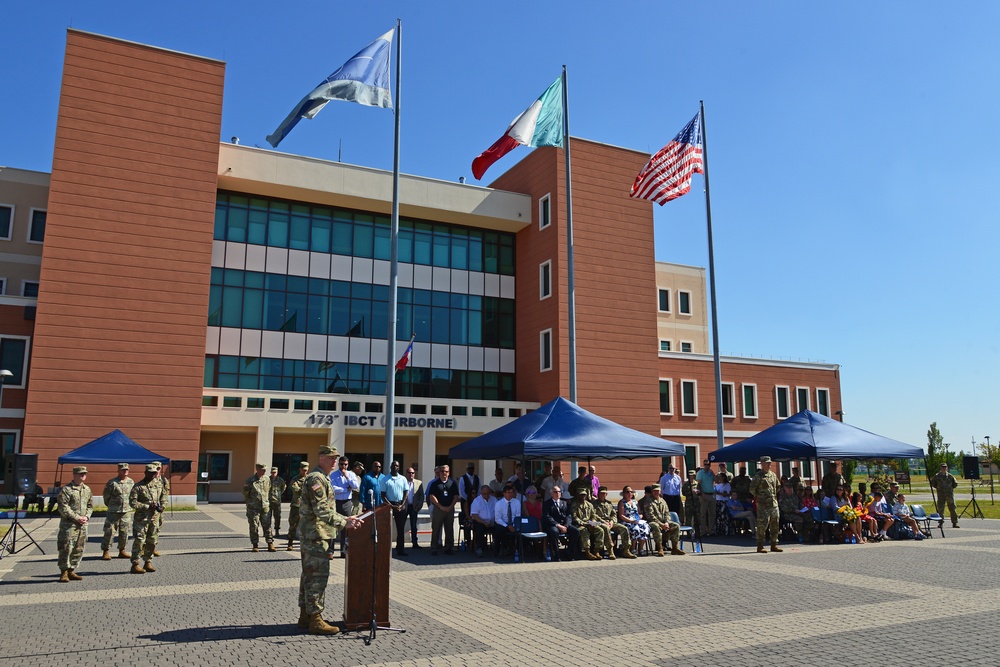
xmin=129 ymin=475 xmax=162 ymax=565
xmin=243 ymin=472 xmax=273 ymax=548
xmin=593 ymin=497 xmax=630 ymax=553
xmin=101 ymin=475 xmax=134 ymax=553
xmin=731 ymin=473 xmax=752 ymax=502
xmin=269 ymin=473 xmax=287 ymax=533
xmin=299 ymin=468 xmax=351 ymax=615
xmin=750 ymin=467 xmax=781 ymax=549
xmin=157 ymin=474 xmax=170 ymax=529
xmin=778 ymin=489 xmax=809 ymax=538
xmin=821 ymin=471 xmax=847 ymax=499
xmin=568 ymin=476 xmax=593 ymax=502
xmin=682 ymin=477 xmax=701 ymax=532
xmin=57 ymin=480 xmax=93 ymax=573
xmin=931 ymin=469 xmax=960 ymax=526
xmin=571 ymin=494 xmax=610 ymax=557
xmin=644 ymin=496 xmax=681 ymax=552
xmin=287 ymin=468 xmax=308 ymax=547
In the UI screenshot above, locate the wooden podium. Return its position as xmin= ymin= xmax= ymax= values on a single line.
xmin=343 ymin=503 xmax=392 ymax=631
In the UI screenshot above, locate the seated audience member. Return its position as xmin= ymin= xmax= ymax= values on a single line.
xmin=892 ymin=493 xmax=925 ymax=539
xmin=593 ymin=486 xmax=635 ymax=558
xmin=851 ymin=492 xmax=873 ymax=543
xmin=571 ymin=487 xmax=609 ymax=561
xmin=493 ymin=484 xmax=521 ymax=556
xmin=800 ymin=487 xmax=818 ymax=511
xmin=541 ymin=467 xmax=569 ymax=499
xmin=644 ymin=484 xmax=684 ymax=556
xmin=867 ymin=491 xmax=895 ymax=541
xmin=542 ymin=486 xmax=580 ymax=562
xmin=885 ymin=482 xmax=900 ymax=508
xmin=727 ymin=491 xmax=756 ymax=532
xmin=617 ymin=486 xmax=651 ymax=553
xmin=469 ymin=485 xmax=497 ymax=557
xmin=523 ymin=486 xmax=543 ymax=521
xmin=638 ymin=485 xmax=654 ymax=520
xmin=778 ymin=482 xmax=807 ymax=540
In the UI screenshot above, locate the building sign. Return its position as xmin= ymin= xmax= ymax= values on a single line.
xmin=308 ymin=413 xmax=457 ymax=430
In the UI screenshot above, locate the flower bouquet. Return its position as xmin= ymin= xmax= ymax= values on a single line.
xmin=837 ymin=505 xmax=859 ymax=523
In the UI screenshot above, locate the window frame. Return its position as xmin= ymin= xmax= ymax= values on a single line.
xmin=27 ymin=208 xmax=46 ymax=244
xmin=816 ymin=388 xmax=831 ymax=417
xmin=659 ymin=378 xmax=673 ymax=415
xmin=775 ymin=385 xmax=790 ymax=420
xmin=720 ymin=382 xmax=735 ymax=418
xmin=677 ymin=290 xmax=692 ymax=315
xmin=680 ymin=341 xmax=693 ymax=353
xmin=657 ymin=288 xmax=671 ymax=313
xmin=21 ymin=280 xmax=39 ymax=298
xmin=201 ymin=450 xmax=233 ymax=483
xmin=659 ymin=339 xmax=671 ymax=352
xmin=741 ymin=383 xmax=758 ymax=419
xmin=538 ymin=194 xmax=552 ymax=230
xmin=0 ymin=277 xmax=5 ymax=296
xmin=539 ymin=328 xmax=553 ymax=372
xmin=796 ymin=386 xmax=810 ymax=412
xmin=539 ymin=259 xmax=552 ymax=300
xmin=680 ymin=379 xmax=698 ymax=416
xmin=0 ymin=334 xmax=31 ymax=388
xmin=0 ymin=203 xmax=12 ymax=241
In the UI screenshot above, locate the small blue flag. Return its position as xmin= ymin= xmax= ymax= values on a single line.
xmin=267 ymin=28 xmax=394 ymax=148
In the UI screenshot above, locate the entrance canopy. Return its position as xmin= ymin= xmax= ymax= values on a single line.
xmin=448 ymin=396 xmax=684 ymax=461
xmin=707 ymin=410 xmax=924 ymax=463
xmin=57 ymin=429 xmax=170 ymax=465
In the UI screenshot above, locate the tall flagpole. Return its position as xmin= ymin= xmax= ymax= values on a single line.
xmin=700 ymin=100 xmax=724 ymax=452
xmin=562 ymin=65 xmax=577 ymax=404
xmin=384 ymin=18 xmax=402 ymax=467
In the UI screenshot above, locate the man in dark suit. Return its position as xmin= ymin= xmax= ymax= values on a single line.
xmin=541 ymin=486 xmax=580 ymax=561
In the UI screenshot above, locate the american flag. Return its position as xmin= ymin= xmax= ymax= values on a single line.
xmin=630 ymin=112 xmax=704 ymax=205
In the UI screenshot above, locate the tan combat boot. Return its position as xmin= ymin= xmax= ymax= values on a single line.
xmin=671 ymin=547 xmax=686 ymax=556
xmin=307 ymin=614 xmax=340 ymax=635
xmin=297 ymin=608 xmax=310 ymax=629
xmin=143 ymin=561 xmax=157 ymax=572
xmin=67 ymin=570 xmax=84 ymax=580
xmin=286 ymin=539 xmax=294 ymax=551
xmin=251 ymin=545 xmax=259 ymax=553
xmin=58 ymin=571 xmax=70 ymax=583
xmin=756 ymin=545 xmax=767 ymax=553
xmin=152 ymin=549 xmax=161 ymax=557
xmin=117 ymin=550 xmax=129 ymax=559
xmin=101 ymin=550 xmax=111 ymax=561
xmin=604 ymin=537 xmax=616 ymax=560
xmin=622 ymin=548 xmax=638 ymax=559
xmin=585 ymin=551 xmax=601 ymax=561
xmin=770 ymin=545 xmax=783 ymax=553
xmin=130 ymin=562 xmax=146 ymax=574
xmin=267 ymin=543 xmax=277 ymax=552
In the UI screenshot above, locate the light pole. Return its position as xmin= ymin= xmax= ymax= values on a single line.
xmin=986 ymin=436 xmax=994 ymax=504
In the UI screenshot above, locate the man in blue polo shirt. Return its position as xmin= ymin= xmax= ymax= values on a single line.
xmin=696 ymin=460 xmax=717 ymax=536
xmin=382 ymin=460 xmax=410 ymax=557
xmin=360 ymin=461 xmax=387 ymax=511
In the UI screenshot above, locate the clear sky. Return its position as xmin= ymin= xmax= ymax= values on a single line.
xmin=3 ymin=2 xmax=998 ymax=453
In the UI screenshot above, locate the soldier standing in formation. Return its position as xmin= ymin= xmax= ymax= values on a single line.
xmin=57 ymin=465 xmax=93 ymax=582
xmin=593 ymin=486 xmax=636 ymax=559
xmin=298 ymin=444 xmax=362 ymax=635
xmin=645 ymin=484 xmax=685 ymax=557
xmin=101 ymin=462 xmax=134 ymax=560
xmin=930 ymin=462 xmax=960 ymax=528
xmin=269 ymin=467 xmax=287 ymax=536
xmin=286 ymin=461 xmax=310 ymax=550
xmin=153 ymin=462 xmax=168 ymax=556
xmin=821 ymin=462 xmax=847 ymax=499
xmin=750 ymin=456 xmax=783 ymax=553
xmin=129 ymin=463 xmax=163 ymax=573
xmin=571 ymin=487 xmax=607 ymax=560
xmin=243 ymin=462 xmax=275 ymax=552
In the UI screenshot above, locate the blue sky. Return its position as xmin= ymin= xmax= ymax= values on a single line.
xmin=3 ymin=2 xmax=998 ymax=452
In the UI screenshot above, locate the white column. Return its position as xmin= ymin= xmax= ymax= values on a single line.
xmin=329 ymin=417 xmax=346 ymax=456
xmin=418 ymin=428 xmax=437 ymax=481
xmin=256 ymin=424 xmax=275 ymax=468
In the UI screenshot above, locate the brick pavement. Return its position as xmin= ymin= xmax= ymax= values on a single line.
xmin=1 ymin=506 xmax=997 ymax=667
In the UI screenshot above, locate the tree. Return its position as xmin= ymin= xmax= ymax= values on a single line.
xmin=925 ymin=422 xmax=951 ymax=479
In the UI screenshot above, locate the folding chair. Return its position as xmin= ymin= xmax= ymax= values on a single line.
xmin=517 ymin=516 xmax=548 ymax=562
xmin=670 ymin=511 xmax=703 ymax=553
xmin=812 ymin=506 xmax=840 ymax=543
xmin=910 ymin=504 xmax=945 ymax=538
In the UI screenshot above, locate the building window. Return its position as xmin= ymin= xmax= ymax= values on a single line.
xmin=22 ymin=281 xmax=39 ymax=298
xmin=198 ymin=451 xmax=232 ymax=483
xmin=796 ymin=387 xmax=810 ymax=412
xmin=659 ymin=340 xmax=671 ymax=352
xmin=775 ymin=386 xmax=790 ymax=419
xmin=659 ymin=379 xmax=672 ymax=414
xmin=678 ymin=290 xmax=691 ymax=315
xmin=816 ymin=388 xmax=830 ymax=417
xmin=0 ymin=431 xmax=20 ymax=485
xmin=0 ymin=278 xmax=5 ymax=295
xmin=657 ymin=288 xmax=670 ymax=312
xmin=539 ymin=260 xmax=551 ymax=300
xmin=680 ymin=380 xmax=697 ymax=416
xmin=0 ymin=336 xmax=29 ymax=386
xmin=720 ymin=382 xmax=735 ymax=418
xmin=0 ymin=205 xmax=11 ymax=240
xmin=540 ymin=328 xmax=552 ymax=372
xmin=28 ymin=209 xmax=46 ymax=244
xmin=538 ymin=194 xmax=551 ymax=230
xmin=742 ymin=383 xmax=758 ymax=418
xmin=680 ymin=341 xmax=692 ymax=353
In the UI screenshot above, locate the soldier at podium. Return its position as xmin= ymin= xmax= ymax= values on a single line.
xmin=298 ymin=444 xmax=362 ymax=635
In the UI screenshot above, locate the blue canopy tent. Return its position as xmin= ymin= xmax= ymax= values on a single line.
xmin=58 ymin=429 xmax=170 ymax=466
xmin=448 ymin=396 xmax=684 ymax=461
xmin=707 ymin=410 xmax=924 ymax=462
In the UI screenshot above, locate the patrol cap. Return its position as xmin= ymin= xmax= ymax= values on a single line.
xmin=318 ymin=444 xmax=339 ymax=457
xmin=255 ymin=462 xmax=266 ymax=470
xmin=73 ymin=466 xmax=88 ymax=474
xmin=940 ymin=463 xmax=948 ymax=468
xmin=575 ymin=487 xmax=587 ymax=496
xmin=597 ymin=486 xmax=608 ymax=493
xmin=145 ymin=463 xmax=159 ymax=472
xmin=154 ymin=461 xmax=163 ymax=469
xmin=271 ymin=467 xmax=278 ymax=473
xmin=299 ymin=461 xmax=310 ymax=469
xmin=651 ymin=483 xmax=661 ymax=491
xmin=759 ymin=456 xmax=772 ymax=464
xmin=687 ymin=471 xmax=696 ymax=476
xmin=118 ymin=463 xmax=130 ymax=470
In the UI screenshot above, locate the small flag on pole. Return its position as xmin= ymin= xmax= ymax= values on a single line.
xmin=630 ymin=112 xmax=704 ymax=205
xmin=471 ymin=76 xmax=564 ymax=180
xmin=266 ymin=28 xmax=395 ymax=148
xmin=395 ymin=337 xmax=415 ymax=371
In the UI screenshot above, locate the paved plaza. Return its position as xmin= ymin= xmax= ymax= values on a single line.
xmin=1 ymin=505 xmax=998 ymax=667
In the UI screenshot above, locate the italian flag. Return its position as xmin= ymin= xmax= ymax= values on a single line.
xmin=472 ymin=76 xmax=564 ymax=180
